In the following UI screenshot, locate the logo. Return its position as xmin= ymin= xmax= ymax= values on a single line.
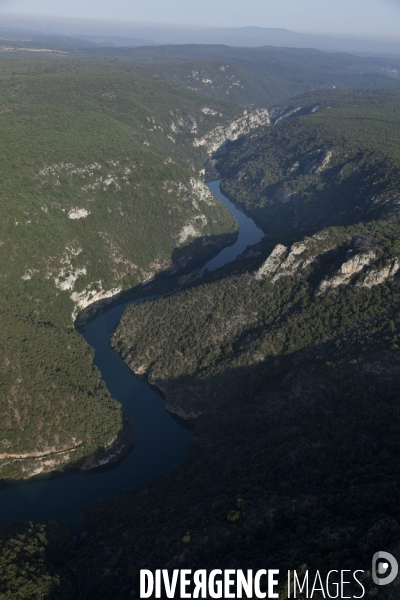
xmin=372 ymin=552 xmax=398 ymax=586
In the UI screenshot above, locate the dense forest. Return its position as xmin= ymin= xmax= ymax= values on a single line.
xmin=1 ymin=50 xmax=400 ymax=598
xmin=0 ymin=55 xmax=244 ymax=479
xmin=73 ymin=44 xmax=400 ymax=108
xmin=101 ymin=88 xmax=400 ymax=599
xmin=217 ymin=88 xmax=400 ymax=237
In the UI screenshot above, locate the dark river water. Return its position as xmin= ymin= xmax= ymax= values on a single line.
xmin=0 ymin=181 xmax=264 ymax=531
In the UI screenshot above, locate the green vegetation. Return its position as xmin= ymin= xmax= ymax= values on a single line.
xmin=217 ymin=88 xmax=400 ymax=237
xmin=79 ymin=88 xmax=400 ymax=598
xmin=0 ymin=55 xmax=242 ymax=478
xmin=111 ymin=220 xmax=400 ymax=414
xmin=2 ymin=62 xmax=400 ymax=598
xmin=5 ymin=43 xmax=400 ymax=108
xmin=0 ymin=520 xmax=73 ymax=599
xmin=78 ymin=45 xmax=400 ymax=107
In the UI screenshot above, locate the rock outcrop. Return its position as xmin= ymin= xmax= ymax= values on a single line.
xmin=254 ymin=245 xmax=287 ymax=280
xmin=255 ymin=231 xmax=400 ymax=294
xmin=255 ymin=237 xmax=324 ymax=282
xmin=70 ymin=285 xmax=122 ymax=321
xmin=193 ymin=108 xmax=270 ymax=154
xmin=357 ymin=260 xmax=400 ymax=289
xmin=317 ymin=250 xmax=376 ymax=293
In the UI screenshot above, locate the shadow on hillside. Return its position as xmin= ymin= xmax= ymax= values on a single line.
xmin=217 ymin=147 xmax=398 ymax=240
xmin=74 ymin=229 xmax=238 ymax=333
xmin=74 ymin=340 xmax=400 ymax=597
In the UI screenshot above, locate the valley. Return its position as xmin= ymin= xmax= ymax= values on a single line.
xmin=0 ymin=57 xmax=249 ymax=479
xmin=0 ymin=180 xmax=261 ymax=530
xmin=98 ymin=87 xmax=400 ymax=599
xmin=1 ymin=47 xmax=400 ymax=599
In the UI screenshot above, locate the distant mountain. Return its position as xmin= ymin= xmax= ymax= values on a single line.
xmin=77 ymin=35 xmax=157 ymax=47
xmin=0 ymin=27 xmax=156 ymax=49
xmin=1 ymin=15 xmax=400 ymax=56
xmin=90 ymin=26 xmax=400 ymax=56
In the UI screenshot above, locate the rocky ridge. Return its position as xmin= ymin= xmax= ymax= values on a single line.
xmin=193 ymin=108 xmax=270 ymax=154
xmin=256 ymin=234 xmax=400 ymax=294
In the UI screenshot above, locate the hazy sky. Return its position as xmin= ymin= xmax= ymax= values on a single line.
xmin=1 ymin=0 xmax=400 ymax=40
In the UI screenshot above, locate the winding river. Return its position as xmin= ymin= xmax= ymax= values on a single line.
xmin=0 ymin=181 xmax=264 ymax=531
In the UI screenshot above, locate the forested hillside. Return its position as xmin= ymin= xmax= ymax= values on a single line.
xmin=5 ymin=42 xmax=400 ymax=108
xmin=0 ymin=56 xmax=247 ymax=479
xmin=80 ymin=44 xmax=400 ymax=107
xmin=1 ymin=57 xmax=400 ymax=599
xmin=89 ymin=88 xmax=400 ymax=599
xmin=218 ymin=88 xmax=400 ymax=236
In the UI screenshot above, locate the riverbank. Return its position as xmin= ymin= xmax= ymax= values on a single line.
xmin=0 ymin=181 xmax=259 ymax=530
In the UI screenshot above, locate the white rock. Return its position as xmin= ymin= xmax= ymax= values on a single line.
xmin=68 ymin=208 xmax=90 ymax=220
xmin=318 ymin=251 xmax=376 ymax=293
xmin=193 ymin=108 xmax=270 ymax=154
xmin=55 ymin=267 xmax=87 ymax=291
xmin=255 ymin=245 xmax=287 ymax=280
xmin=190 ymin=178 xmax=215 ymax=205
xmin=272 ymin=243 xmax=312 ymax=282
xmin=316 ymin=151 xmax=333 ymax=173
xmin=202 ymin=107 xmax=218 ymax=115
xmin=178 ymin=223 xmax=200 ymax=244
xmin=70 ymin=283 xmax=122 ymax=321
xmin=357 ymin=260 xmax=399 ymax=289
xmin=178 ymin=215 xmax=207 ymax=244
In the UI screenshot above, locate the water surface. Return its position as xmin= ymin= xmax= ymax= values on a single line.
xmin=0 ymin=182 xmax=263 ymax=530
xmin=199 ymin=181 xmax=264 ymax=275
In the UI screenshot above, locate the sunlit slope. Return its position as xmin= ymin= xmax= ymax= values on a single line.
xmin=134 ymin=59 xmax=295 ymax=108
xmin=0 ymin=63 xmax=241 ymax=293
xmin=0 ymin=60 xmax=244 ymax=478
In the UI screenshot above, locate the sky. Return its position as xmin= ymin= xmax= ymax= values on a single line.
xmin=0 ymin=0 xmax=400 ymax=41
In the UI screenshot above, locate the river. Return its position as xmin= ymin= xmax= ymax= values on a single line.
xmin=0 ymin=181 xmax=264 ymax=531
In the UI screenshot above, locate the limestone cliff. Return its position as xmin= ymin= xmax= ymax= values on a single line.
xmin=193 ymin=108 xmax=270 ymax=154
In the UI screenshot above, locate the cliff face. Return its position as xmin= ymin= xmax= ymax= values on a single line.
xmin=256 ymin=237 xmax=400 ymax=293
xmin=216 ymin=89 xmax=400 ymax=239
xmin=0 ymin=396 xmax=133 ymax=481
xmin=193 ymin=108 xmax=270 ymax=154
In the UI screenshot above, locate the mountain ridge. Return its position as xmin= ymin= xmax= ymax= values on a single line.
xmin=1 ymin=16 xmax=400 ymax=54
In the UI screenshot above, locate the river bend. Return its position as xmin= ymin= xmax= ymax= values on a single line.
xmin=0 ymin=181 xmax=263 ymax=530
